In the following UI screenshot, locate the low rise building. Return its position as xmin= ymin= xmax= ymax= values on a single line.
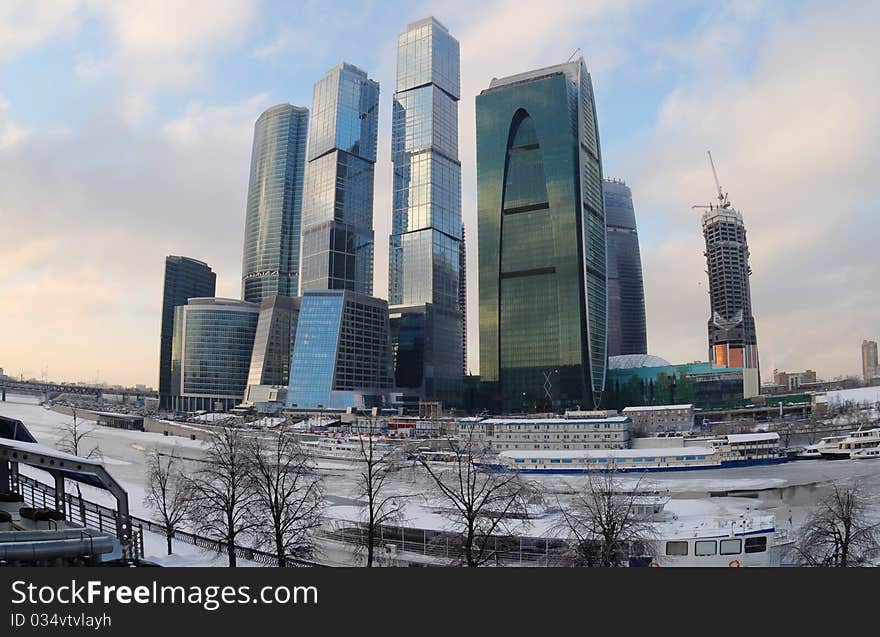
xmin=458 ymin=415 xmax=632 ymax=451
xmin=622 ymin=404 xmax=694 ymax=435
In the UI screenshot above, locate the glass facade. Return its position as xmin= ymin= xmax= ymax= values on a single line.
xmin=241 ymin=104 xmax=309 ymax=303
xmin=300 ymin=63 xmax=378 ymax=296
xmin=158 ymin=256 xmax=216 ymax=409
xmin=246 ymin=295 xmax=300 ymax=388
xmin=387 ymin=17 xmax=463 ymax=404
xmin=476 ymin=59 xmax=607 ymax=411
xmin=603 ymin=179 xmax=647 ymax=357
xmin=170 ymin=298 xmax=259 ymax=412
xmin=287 ymin=290 xmax=393 ymax=410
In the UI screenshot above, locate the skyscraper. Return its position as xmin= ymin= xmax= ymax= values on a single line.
xmin=246 ymin=296 xmax=301 ymax=389
xmin=299 ymin=63 xmax=379 ymax=295
xmin=241 ymin=104 xmax=309 ymax=303
xmin=603 ymin=178 xmax=647 ymax=357
xmin=862 ymin=340 xmax=879 ymax=381
xmin=699 ymin=156 xmax=759 ymax=373
xmin=158 ymin=256 xmax=216 ymax=409
xmin=387 ymin=17 xmax=463 ymax=404
xmin=476 ymin=59 xmax=608 ymax=411
xmin=170 ymin=298 xmax=260 ymax=413
xmin=286 ymin=290 xmax=393 ymax=410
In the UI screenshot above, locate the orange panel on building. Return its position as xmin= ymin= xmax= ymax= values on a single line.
xmin=728 ymin=347 xmax=744 ymax=368
xmin=714 ymin=344 xmax=727 ymax=367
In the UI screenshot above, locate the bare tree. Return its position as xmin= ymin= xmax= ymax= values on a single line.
xmin=246 ymin=427 xmax=324 ymax=567
xmin=795 ymin=481 xmax=880 ymax=567
xmin=144 ymin=448 xmax=193 ymax=555
xmin=56 ymin=408 xmax=102 ymax=459
xmin=188 ymin=428 xmax=257 ymax=567
xmin=552 ymin=466 xmax=656 ymax=567
xmin=354 ymin=415 xmax=409 ymax=567
xmin=418 ymin=425 xmax=533 ymax=567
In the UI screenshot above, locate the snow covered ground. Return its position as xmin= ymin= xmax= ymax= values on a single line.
xmin=5 ymin=394 xmax=880 ymax=566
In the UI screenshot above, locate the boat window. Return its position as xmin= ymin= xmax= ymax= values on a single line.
xmin=665 ymin=541 xmax=688 ymax=556
xmin=695 ymin=540 xmax=716 ymax=556
xmin=720 ymin=539 xmax=742 ymax=555
xmin=744 ymin=537 xmax=767 ymax=553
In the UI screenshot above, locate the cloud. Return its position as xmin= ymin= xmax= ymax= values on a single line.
xmin=623 ymin=0 xmax=880 ymax=378
xmin=0 ymin=97 xmax=31 ymax=149
xmin=0 ymin=93 xmax=272 ymax=385
xmin=0 ymin=0 xmax=81 ymax=62
xmin=82 ymin=0 xmax=258 ymax=122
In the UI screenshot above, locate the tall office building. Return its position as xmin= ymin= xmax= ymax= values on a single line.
xmin=158 ymin=256 xmax=216 ymax=409
xmin=863 ymin=340 xmax=879 ymax=381
xmin=476 ymin=59 xmax=608 ymax=411
xmin=299 ymin=63 xmax=379 ymax=295
xmin=241 ymin=104 xmax=309 ymax=303
xmin=244 ymin=296 xmax=301 ymax=407
xmin=286 ymin=290 xmax=393 ymax=410
xmin=700 ymin=165 xmax=759 ymax=372
xmin=603 ymin=178 xmax=647 ymax=357
xmin=460 ymin=223 xmax=467 ymax=375
xmin=387 ymin=17 xmax=464 ymax=404
xmin=170 ymin=298 xmax=260 ymax=412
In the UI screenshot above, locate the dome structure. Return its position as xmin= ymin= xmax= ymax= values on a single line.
xmin=608 ymin=354 xmax=671 ymax=370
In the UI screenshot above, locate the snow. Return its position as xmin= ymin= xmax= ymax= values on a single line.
xmin=823 ymin=386 xmax=880 ymax=405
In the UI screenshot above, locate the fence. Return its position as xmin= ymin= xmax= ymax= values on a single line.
xmin=17 ymin=475 xmax=322 ymax=567
xmin=322 ymin=519 xmax=566 ymax=566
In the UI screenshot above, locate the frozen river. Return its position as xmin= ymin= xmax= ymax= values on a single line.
xmin=4 ymin=394 xmax=880 ymax=562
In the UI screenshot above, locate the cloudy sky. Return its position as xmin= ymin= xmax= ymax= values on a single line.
xmin=1 ymin=0 xmax=877 ymax=387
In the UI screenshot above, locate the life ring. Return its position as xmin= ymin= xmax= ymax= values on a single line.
xmin=728 ymin=559 xmax=741 ymax=568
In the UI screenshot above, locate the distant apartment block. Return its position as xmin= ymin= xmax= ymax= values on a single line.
xmin=621 ymin=404 xmax=695 ymax=435
xmin=459 ymin=415 xmax=632 ymax=451
xmin=862 ymin=340 xmax=879 ymax=381
xmin=772 ymin=369 xmax=818 ymax=392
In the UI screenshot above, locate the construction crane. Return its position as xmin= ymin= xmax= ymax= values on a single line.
xmin=692 ymin=149 xmax=731 ymax=212
xmin=567 ymin=47 xmax=581 ymax=62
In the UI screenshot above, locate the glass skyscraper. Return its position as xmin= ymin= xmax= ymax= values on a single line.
xmin=476 ymin=59 xmax=608 ymax=411
xmin=246 ymin=295 xmax=301 ymax=388
xmin=158 ymin=256 xmax=216 ymax=409
xmin=603 ymin=178 xmax=648 ymax=357
xmin=241 ymin=104 xmax=309 ymax=303
xmin=286 ymin=290 xmax=393 ymax=410
xmin=299 ymin=63 xmax=379 ymax=295
xmin=170 ymin=298 xmax=259 ymax=412
xmin=387 ymin=17 xmax=464 ymax=405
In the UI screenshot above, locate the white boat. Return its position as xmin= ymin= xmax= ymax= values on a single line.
xmin=795 ymin=434 xmax=847 ymax=459
xmin=299 ymin=437 xmax=394 ymax=462
xmin=820 ymin=427 xmax=880 ymax=459
xmin=651 ymin=513 xmax=792 ymax=567
xmin=850 ymin=446 xmax=880 ymax=460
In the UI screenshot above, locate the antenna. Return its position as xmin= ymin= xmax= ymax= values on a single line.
xmin=707 ymin=150 xmax=730 ymax=208
xmin=567 ymin=47 xmax=581 ymax=62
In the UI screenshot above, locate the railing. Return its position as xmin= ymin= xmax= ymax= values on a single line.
xmin=17 ymin=475 xmax=323 ymax=567
xmin=321 ymin=519 xmax=567 ymax=566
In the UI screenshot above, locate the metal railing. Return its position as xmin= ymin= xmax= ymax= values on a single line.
xmin=321 ymin=519 xmax=567 ymax=566
xmin=17 ymin=475 xmax=322 ymax=567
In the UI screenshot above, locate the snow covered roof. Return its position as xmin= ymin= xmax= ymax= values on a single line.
xmin=472 ymin=416 xmax=631 ymax=426
xmin=500 ymin=447 xmax=715 ymax=460
xmin=622 ymin=404 xmax=694 ymax=412
xmin=724 ymin=433 xmax=779 ymax=443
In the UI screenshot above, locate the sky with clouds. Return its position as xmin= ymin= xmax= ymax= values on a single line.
xmin=1 ymin=0 xmax=877 ymax=387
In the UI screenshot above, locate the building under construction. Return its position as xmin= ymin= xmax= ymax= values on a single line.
xmin=697 ymin=153 xmax=759 ymax=375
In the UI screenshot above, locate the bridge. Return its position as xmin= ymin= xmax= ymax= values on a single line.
xmin=0 ymin=378 xmax=157 ymax=401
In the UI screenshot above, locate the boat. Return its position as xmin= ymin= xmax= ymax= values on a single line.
xmin=299 ymin=437 xmax=395 ymax=462
xmin=820 ymin=427 xmax=880 ymax=459
xmin=850 ymin=446 xmax=880 ymax=460
xmin=650 ymin=512 xmax=793 ymax=567
xmin=478 ymin=432 xmax=785 ymax=474
xmin=794 ymin=434 xmax=847 ymax=459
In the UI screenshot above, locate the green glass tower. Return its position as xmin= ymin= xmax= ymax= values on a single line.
xmin=476 ymin=58 xmax=607 ymax=411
